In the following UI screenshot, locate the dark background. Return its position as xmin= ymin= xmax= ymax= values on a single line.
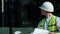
xmin=1 ymin=0 xmax=60 ymax=27
xmin=0 ymin=0 xmax=2 ymax=27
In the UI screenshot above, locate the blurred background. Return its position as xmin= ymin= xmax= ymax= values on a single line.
xmin=1 ymin=0 xmax=60 ymax=27
xmin=0 ymin=0 xmax=60 ymax=34
xmin=0 ymin=0 xmax=2 ymax=27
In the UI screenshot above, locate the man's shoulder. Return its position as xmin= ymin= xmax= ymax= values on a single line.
xmin=56 ymin=16 xmax=60 ymax=21
xmin=54 ymin=15 xmax=60 ymax=19
xmin=56 ymin=16 xmax=60 ymax=19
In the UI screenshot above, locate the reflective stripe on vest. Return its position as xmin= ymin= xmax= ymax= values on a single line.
xmin=40 ymin=15 xmax=58 ymax=32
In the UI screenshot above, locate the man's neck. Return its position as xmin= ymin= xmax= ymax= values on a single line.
xmin=46 ymin=13 xmax=52 ymax=18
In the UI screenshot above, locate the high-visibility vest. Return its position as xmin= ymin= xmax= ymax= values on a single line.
xmin=40 ymin=15 xmax=59 ymax=32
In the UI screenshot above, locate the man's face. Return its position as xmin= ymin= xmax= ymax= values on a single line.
xmin=41 ymin=10 xmax=49 ymax=15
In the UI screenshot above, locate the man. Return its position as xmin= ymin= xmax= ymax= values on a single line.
xmin=37 ymin=1 xmax=60 ymax=34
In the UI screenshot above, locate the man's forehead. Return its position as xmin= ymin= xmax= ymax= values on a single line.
xmin=41 ymin=9 xmax=50 ymax=13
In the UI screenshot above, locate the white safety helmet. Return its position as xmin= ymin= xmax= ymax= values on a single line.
xmin=39 ymin=1 xmax=54 ymax=12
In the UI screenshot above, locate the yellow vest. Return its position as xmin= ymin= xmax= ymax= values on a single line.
xmin=40 ymin=15 xmax=58 ymax=32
